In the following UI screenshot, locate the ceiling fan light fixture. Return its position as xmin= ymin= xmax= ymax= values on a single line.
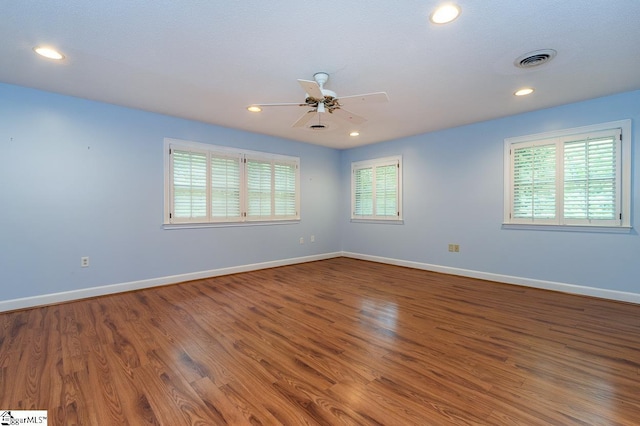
xmin=430 ymin=4 xmax=461 ymax=24
xmin=247 ymin=106 xmax=262 ymax=112
xmin=33 ymin=46 xmax=65 ymax=60
xmin=350 ymin=131 xmax=360 ymax=137
xmin=514 ymin=87 xmax=534 ymax=96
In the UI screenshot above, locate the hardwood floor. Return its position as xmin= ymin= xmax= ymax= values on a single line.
xmin=1 ymin=257 xmax=639 ymax=425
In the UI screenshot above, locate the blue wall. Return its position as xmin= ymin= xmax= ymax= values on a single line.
xmin=340 ymin=90 xmax=639 ymax=294
xmin=0 ymin=83 xmax=341 ymax=301
xmin=1 ymin=82 xmax=638 ymax=304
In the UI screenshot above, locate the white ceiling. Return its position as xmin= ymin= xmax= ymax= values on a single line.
xmin=2 ymin=1 xmax=640 ymax=149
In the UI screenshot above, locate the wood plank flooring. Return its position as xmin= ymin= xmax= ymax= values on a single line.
xmin=1 ymin=257 xmax=639 ymax=425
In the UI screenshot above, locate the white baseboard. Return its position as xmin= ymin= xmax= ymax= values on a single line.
xmin=342 ymin=251 xmax=640 ymax=305
xmin=3 ymin=250 xmax=638 ymax=312
xmin=0 ymin=252 xmax=342 ymax=312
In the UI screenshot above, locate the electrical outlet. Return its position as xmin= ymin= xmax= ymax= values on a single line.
xmin=299 ymin=237 xmax=304 ymax=244
xmin=310 ymin=235 xmax=315 ymax=243
xmin=81 ymin=256 xmax=90 ymax=267
xmin=448 ymin=244 xmax=454 ymax=252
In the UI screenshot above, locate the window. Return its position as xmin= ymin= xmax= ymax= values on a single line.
xmin=504 ymin=120 xmax=631 ymax=228
xmin=165 ymin=139 xmax=300 ymax=224
xmin=352 ymin=156 xmax=402 ymax=221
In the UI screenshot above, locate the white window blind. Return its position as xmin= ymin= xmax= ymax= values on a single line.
xmin=376 ymin=163 xmax=399 ymax=216
xmin=274 ymin=162 xmax=298 ymax=217
xmin=245 ymin=157 xmax=298 ymax=221
xmin=211 ymin=154 xmax=242 ymax=222
xmin=165 ymin=139 xmax=300 ymax=225
xmin=354 ymin=167 xmax=373 ymax=216
xmin=505 ymin=121 xmax=629 ymax=228
xmin=172 ymin=149 xmax=208 ymax=221
xmin=563 ymin=133 xmax=617 ymax=223
xmin=246 ymin=158 xmax=272 ymax=219
xmin=352 ymin=156 xmax=402 ymax=221
xmin=512 ymin=143 xmax=557 ymax=222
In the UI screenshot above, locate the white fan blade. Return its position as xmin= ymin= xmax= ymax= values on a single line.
xmin=252 ymin=102 xmax=305 ymax=107
xmin=332 ymin=107 xmax=367 ymax=125
xmin=292 ymin=110 xmax=316 ymax=128
xmin=338 ymin=92 xmax=389 ymax=104
xmin=298 ymin=79 xmax=324 ymax=100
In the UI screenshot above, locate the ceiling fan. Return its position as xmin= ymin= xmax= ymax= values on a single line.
xmin=249 ymin=72 xmax=389 ymax=129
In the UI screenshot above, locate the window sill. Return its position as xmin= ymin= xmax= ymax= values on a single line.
xmin=163 ymin=219 xmax=300 ymax=230
xmin=502 ymin=223 xmax=633 ymax=234
xmin=350 ymin=219 xmax=404 ymax=225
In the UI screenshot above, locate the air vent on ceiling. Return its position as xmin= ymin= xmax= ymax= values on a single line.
xmin=305 ymin=120 xmax=332 ymax=132
xmin=514 ymin=49 xmax=557 ymax=69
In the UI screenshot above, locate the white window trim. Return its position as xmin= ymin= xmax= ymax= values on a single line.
xmin=503 ymin=119 xmax=631 ymax=230
xmin=164 ymin=138 xmax=300 ymax=226
xmin=351 ymin=155 xmax=403 ymax=222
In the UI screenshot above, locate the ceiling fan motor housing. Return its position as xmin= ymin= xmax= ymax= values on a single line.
xmin=313 ymin=72 xmax=330 ymax=87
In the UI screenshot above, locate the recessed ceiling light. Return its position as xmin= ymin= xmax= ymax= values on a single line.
xmin=514 ymin=88 xmax=534 ymax=96
xmin=33 ymin=46 xmax=65 ymax=60
xmin=247 ymin=106 xmax=262 ymax=112
xmin=430 ymin=4 xmax=461 ymax=24
xmin=349 ymin=131 xmax=360 ymax=137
